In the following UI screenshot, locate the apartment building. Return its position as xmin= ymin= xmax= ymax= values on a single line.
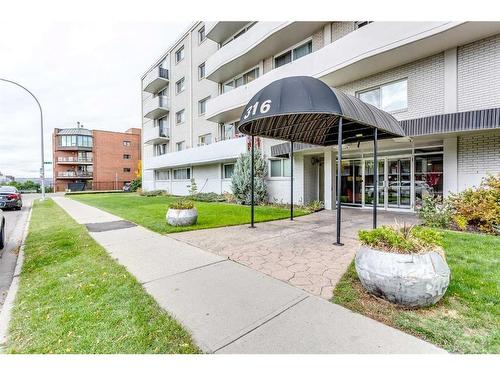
xmin=53 ymin=126 xmax=141 ymax=192
xmin=141 ymin=21 xmax=500 ymax=212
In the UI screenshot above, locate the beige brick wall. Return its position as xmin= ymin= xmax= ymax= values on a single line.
xmin=337 ymin=53 xmax=445 ymax=121
xmin=458 ymin=33 xmax=500 ymax=112
xmin=458 ymin=131 xmax=500 ymax=174
xmin=311 ymin=28 xmax=324 ymax=52
xmin=331 ymin=22 xmax=355 ymax=42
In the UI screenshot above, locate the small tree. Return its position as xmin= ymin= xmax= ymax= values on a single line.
xmin=187 ymin=178 xmax=198 ymax=196
xmin=231 ymin=149 xmax=268 ymax=205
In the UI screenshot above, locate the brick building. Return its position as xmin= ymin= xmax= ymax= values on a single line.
xmin=52 ymin=126 xmax=141 ymax=192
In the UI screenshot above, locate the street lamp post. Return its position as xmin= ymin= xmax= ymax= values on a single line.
xmin=0 ymin=78 xmax=45 ymax=200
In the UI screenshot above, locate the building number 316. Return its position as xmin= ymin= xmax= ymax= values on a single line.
xmin=243 ymin=99 xmax=272 ymax=120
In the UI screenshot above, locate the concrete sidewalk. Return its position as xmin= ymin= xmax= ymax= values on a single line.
xmin=53 ymin=196 xmax=445 ymax=354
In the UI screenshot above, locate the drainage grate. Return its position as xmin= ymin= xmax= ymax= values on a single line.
xmin=85 ymin=220 xmax=137 ymax=232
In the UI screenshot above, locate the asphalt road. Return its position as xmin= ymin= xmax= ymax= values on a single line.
xmin=0 ymin=194 xmax=38 ymax=311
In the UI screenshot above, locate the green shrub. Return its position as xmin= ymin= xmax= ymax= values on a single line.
xmin=358 ymin=223 xmax=443 ymax=254
xmin=305 ymin=200 xmax=324 ymax=212
xmin=140 ymin=190 xmax=166 ymax=197
xmin=129 ymin=178 xmax=142 ymax=192
xmin=448 ymin=174 xmax=500 ymax=234
xmin=168 ymin=200 xmax=195 ymax=210
xmin=190 ymin=192 xmax=226 ymax=202
xmin=417 ymin=196 xmax=452 ymax=228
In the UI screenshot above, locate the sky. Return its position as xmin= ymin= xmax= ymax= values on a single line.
xmin=0 ymin=15 xmax=190 ymax=178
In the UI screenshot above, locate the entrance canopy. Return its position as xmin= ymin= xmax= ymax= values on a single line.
xmin=237 ymin=76 xmax=404 ymax=144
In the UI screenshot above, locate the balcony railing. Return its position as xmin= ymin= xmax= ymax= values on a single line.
xmin=57 ymin=156 xmax=93 ymax=164
xmin=143 ymin=95 xmax=170 ymax=119
xmin=143 ymin=124 xmax=170 ymax=144
xmin=142 ymin=66 xmax=169 ymax=93
xmin=57 ymin=171 xmax=93 ymax=178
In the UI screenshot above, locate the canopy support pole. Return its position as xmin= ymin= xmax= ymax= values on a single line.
xmin=290 ymin=141 xmax=294 ymax=220
xmin=373 ymin=128 xmax=378 ymax=229
xmin=334 ymin=117 xmax=344 ymax=246
xmin=250 ymin=135 xmax=255 ymax=228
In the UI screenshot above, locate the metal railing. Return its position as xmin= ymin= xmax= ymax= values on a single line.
xmin=57 ymin=171 xmax=93 ymax=178
xmin=57 ymin=156 xmax=93 ymax=163
xmin=142 ymin=66 xmax=169 ymax=91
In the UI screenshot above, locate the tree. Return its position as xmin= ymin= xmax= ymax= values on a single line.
xmin=231 ymin=149 xmax=268 ymax=205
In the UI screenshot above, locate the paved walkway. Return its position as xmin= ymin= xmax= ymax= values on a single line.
xmin=53 ymin=197 xmax=444 ymax=354
xmin=171 ymin=209 xmax=419 ymax=298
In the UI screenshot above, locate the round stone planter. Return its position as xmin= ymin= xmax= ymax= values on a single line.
xmin=166 ymin=208 xmax=198 ymax=226
xmin=355 ymin=246 xmax=450 ymax=308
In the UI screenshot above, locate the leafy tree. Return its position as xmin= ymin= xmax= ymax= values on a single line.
xmin=231 ymin=149 xmax=268 ymax=205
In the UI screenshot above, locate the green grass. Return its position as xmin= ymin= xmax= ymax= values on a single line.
xmin=6 ymin=199 xmax=199 ymax=354
xmin=333 ymin=230 xmax=500 ymax=353
xmin=70 ymin=193 xmax=308 ymax=234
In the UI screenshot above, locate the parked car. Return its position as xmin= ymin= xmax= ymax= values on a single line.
xmin=0 ymin=186 xmax=23 ymax=210
xmin=0 ymin=209 xmax=5 ymax=250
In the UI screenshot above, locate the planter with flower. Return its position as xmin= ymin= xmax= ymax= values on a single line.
xmin=355 ymin=223 xmax=450 ymax=308
xmin=166 ymin=200 xmax=197 ymax=226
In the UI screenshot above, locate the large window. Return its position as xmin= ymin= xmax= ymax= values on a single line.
xmin=223 ymin=163 xmax=235 ymax=179
xmin=175 ymin=46 xmax=184 ymax=63
xmin=223 ymin=67 xmax=259 ymax=93
xmin=154 ymin=143 xmax=168 ymax=156
xmin=176 ymin=77 xmax=185 ymax=94
xmin=270 ymin=158 xmax=291 ymax=177
xmin=274 ymin=40 xmax=312 ymax=69
xmin=173 ymin=168 xmax=191 ymax=180
xmin=176 ymin=109 xmax=185 ymax=124
xmin=155 ymin=170 xmax=170 ymax=180
xmin=220 ymin=121 xmax=240 ymax=140
xmin=59 ymin=135 xmax=93 ymax=148
xmin=198 ymin=133 xmax=212 ymax=146
xmin=414 ymin=151 xmax=443 ymax=206
xmin=198 ymin=96 xmax=210 ymax=115
xmin=357 ymin=79 xmax=408 ymax=112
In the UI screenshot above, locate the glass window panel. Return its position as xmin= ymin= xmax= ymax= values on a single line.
xmin=358 ymin=89 xmax=380 ymax=107
xmin=223 ymin=81 xmax=234 ymax=93
xmin=235 ymin=76 xmax=244 ymax=87
xmin=283 ymin=159 xmax=291 ymax=177
xmin=381 ymin=80 xmax=407 ymax=112
xmin=270 ymin=160 xmax=282 ymax=177
xmin=224 ymin=164 xmax=235 ymax=179
xmin=274 ymin=51 xmax=292 ymax=68
xmin=293 ymin=41 xmax=312 ymax=60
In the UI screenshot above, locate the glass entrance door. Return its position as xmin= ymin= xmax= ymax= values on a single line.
xmin=387 ymin=158 xmax=411 ymax=209
xmin=339 ymin=160 xmax=363 ymax=206
xmin=364 ymin=159 xmax=385 ymax=207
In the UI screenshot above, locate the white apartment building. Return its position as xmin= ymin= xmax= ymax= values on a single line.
xmin=141 ymin=21 xmax=500 ymax=211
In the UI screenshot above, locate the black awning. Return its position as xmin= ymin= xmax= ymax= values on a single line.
xmin=238 ymin=76 xmax=404 ymax=145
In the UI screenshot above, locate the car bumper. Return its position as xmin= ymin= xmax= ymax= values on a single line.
xmin=0 ymin=200 xmax=22 ymax=209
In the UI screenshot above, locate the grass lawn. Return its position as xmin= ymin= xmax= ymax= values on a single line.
xmin=70 ymin=193 xmax=309 ymax=234
xmin=333 ymin=230 xmax=500 ymax=354
xmin=6 ymin=199 xmax=199 ymax=354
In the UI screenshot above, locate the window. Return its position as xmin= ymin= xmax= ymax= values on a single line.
xmin=175 ymin=46 xmax=184 ymax=63
xmin=198 ymin=133 xmax=212 ymax=146
xmin=220 ymin=121 xmax=240 ymax=140
xmin=156 ymin=117 xmax=169 ymax=137
xmin=176 ymin=109 xmax=185 ymax=124
xmin=270 ymin=159 xmax=291 ymax=177
xmin=176 ymin=141 xmax=185 ymax=151
xmin=123 ymin=154 xmax=131 ymax=159
xmin=173 ymin=168 xmax=191 ymax=180
xmin=155 ymin=170 xmax=170 ymax=180
xmin=176 ymin=77 xmax=185 ymax=94
xmin=223 ymin=163 xmax=235 ymax=179
xmin=223 ymin=67 xmax=260 ymax=93
xmin=59 ymin=135 xmax=93 ymax=148
xmin=198 ymin=26 xmax=206 ymax=43
xmin=198 ymin=62 xmax=205 ymax=80
xmin=198 ymin=96 xmax=210 ymax=115
xmin=123 ymin=140 xmax=131 ymax=147
xmin=123 ymin=168 xmax=131 ymax=173
xmin=274 ymin=40 xmax=312 ymax=68
xmin=154 ymin=143 xmax=168 ymax=156
xmin=357 ymin=79 xmax=408 ymax=112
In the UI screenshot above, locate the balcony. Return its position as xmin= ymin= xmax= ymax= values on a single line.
xmin=143 ymin=124 xmax=170 ymax=145
xmin=143 ymin=95 xmax=170 ymax=119
xmin=206 ymin=21 xmax=500 ymax=123
xmin=142 ymin=66 xmax=169 ymax=94
xmin=57 ymin=171 xmax=93 ymax=179
xmin=144 ymin=136 xmax=248 ymax=170
xmin=205 ymin=21 xmax=252 ymax=44
xmin=205 ymin=21 xmax=327 ymax=83
xmin=57 ymin=156 xmax=93 ymax=164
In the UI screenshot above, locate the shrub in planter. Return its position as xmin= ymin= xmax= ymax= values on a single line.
xmin=355 ymin=223 xmax=450 ymax=307
xmin=166 ymin=200 xmax=197 ymax=226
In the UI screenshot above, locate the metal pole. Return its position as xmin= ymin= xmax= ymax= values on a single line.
xmin=250 ymin=135 xmax=255 ymax=228
xmin=373 ymin=128 xmax=378 ymax=229
xmin=290 ymin=141 xmax=294 ymax=220
xmin=335 ymin=117 xmax=344 ymax=246
xmin=0 ymin=78 xmax=45 ymax=200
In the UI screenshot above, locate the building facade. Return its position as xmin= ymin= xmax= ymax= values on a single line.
xmin=141 ymin=21 xmax=500 ymax=211
xmin=52 ymin=126 xmax=141 ymax=192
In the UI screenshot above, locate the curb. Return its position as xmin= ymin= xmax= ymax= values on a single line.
xmin=0 ymin=201 xmax=34 ymax=350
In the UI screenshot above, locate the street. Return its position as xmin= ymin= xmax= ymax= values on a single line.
xmin=0 ymin=194 xmax=38 ymax=311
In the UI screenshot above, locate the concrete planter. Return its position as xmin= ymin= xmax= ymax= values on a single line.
xmin=355 ymin=246 xmax=450 ymax=308
xmin=166 ymin=208 xmax=198 ymax=226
